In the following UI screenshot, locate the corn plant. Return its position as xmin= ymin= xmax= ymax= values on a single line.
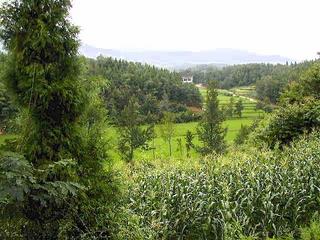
xmin=122 ymin=132 xmax=320 ymax=239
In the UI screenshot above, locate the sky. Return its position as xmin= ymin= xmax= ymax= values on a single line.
xmin=71 ymin=0 xmax=320 ymax=61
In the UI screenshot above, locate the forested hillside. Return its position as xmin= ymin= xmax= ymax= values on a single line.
xmin=182 ymin=61 xmax=315 ymax=103
xmin=86 ymin=56 xmax=202 ymax=124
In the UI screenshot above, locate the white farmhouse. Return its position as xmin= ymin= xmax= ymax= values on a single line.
xmin=182 ymin=75 xmax=193 ymax=83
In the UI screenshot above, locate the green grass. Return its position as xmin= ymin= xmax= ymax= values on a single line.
xmin=0 ymin=87 xmax=265 ymax=162
xmin=202 ymin=87 xmax=263 ymax=119
xmin=129 ymin=117 xmax=258 ymax=161
xmin=0 ymin=117 xmax=257 ymax=161
xmin=110 ymin=86 xmax=264 ymax=161
xmin=128 ymin=87 xmax=264 ymax=160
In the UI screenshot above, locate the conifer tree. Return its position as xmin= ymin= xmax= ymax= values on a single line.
xmin=235 ymin=99 xmax=244 ymax=118
xmin=197 ymin=81 xmax=227 ymax=155
xmin=0 ymin=1 xmax=111 ymax=238
xmin=226 ymin=96 xmax=234 ymax=118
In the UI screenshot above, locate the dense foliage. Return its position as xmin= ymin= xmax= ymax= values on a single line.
xmin=0 ymin=52 xmax=17 ymax=131
xmin=0 ymin=1 xmax=115 ymax=238
xmin=252 ymin=98 xmax=320 ymax=148
xmin=252 ymin=62 xmax=320 ymax=148
xmin=86 ymin=56 xmax=203 ymax=124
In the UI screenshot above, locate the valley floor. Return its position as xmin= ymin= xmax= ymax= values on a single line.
xmin=0 ymin=87 xmax=265 ymax=161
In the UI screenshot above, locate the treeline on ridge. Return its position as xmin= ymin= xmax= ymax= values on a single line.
xmin=0 ymin=54 xmax=203 ymax=132
xmin=181 ymin=61 xmax=315 ymax=103
xmin=85 ymin=56 xmax=202 ymax=124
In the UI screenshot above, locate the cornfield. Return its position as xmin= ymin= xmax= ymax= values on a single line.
xmin=122 ymin=132 xmax=320 ymax=239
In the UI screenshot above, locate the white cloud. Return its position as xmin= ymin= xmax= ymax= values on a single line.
xmin=71 ymin=0 xmax=320 ymax=60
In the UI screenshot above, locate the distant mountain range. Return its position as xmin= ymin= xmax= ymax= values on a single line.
xmin=0 ymin=43 xmax=294 ymax=68
xmin=80 ymin=44 xmax=294 ymax=69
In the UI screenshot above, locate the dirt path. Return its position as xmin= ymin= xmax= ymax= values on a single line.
xmin=225 ymin=90 xmax=257 ymax=103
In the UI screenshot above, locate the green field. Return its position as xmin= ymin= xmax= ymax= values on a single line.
xmin=201 ymin=87 xmax=263 ymax=118
xmin=230 ymin=85 xmax=257 ymax=98
xmin=0 ymin=87 xmax=265 ymax=161
xmin=116 ymin=87 xmax=264 ymax=160
xmin=0 ymin=116 xmax=258 ymax=161
xmin=131 ymin=117 xmax=257 ymax=160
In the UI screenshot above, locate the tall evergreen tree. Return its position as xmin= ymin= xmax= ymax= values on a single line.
xmin=197 ymin=81 xmax=227 ymax=155
xmin=235 ymin=99 xmax=244 ymax=118
xmin=226 ymin=96 xmax=235 ymax=118
xmin=0 ymin=1 xmax=112 ymax=238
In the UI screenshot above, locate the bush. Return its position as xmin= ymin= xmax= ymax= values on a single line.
xmin=234 ymin=121 xmax=259 ymax=145
xmin=175 ymin=109 xmax=202 ymax=123
xmin=251 ymin=98 xmax=320 ymax=148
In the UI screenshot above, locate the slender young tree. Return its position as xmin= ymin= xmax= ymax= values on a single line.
xmin=176 ymin=138 xmax=183 ymax=158
xmin=234 ymin=124 xmax=251 ymax=145
xmin=197 ymin=81 xmax=227 ymax=155
xmin=118 ymin=97 xmax=153 ymax=162
xmin=159 ymin=111 xmax=175 ymax=157
xmin=151 ymin=124 xmax=157 ymax=160
xmin=185 ymin=130 xmax=194 ymax=158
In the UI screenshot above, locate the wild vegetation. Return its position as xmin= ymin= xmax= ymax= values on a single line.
xmin=0 ymin=0 xmax=320 ymax=239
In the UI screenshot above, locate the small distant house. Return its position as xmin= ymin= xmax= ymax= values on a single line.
xmin=182 ymin=74 xmax=193 ymax=83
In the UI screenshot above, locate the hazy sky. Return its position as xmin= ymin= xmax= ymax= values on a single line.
xmin=71 ymin=0 xmax=320 ymax=61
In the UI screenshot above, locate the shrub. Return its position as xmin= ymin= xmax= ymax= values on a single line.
xmin=251 ymin=98 xmax=320 ymax=148
xmin=175 ymin=109 xmax=202 ymax=123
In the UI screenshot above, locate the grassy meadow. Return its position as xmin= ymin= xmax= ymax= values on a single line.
xmin=108 ymin=87 xmax=265 ymax=161
xmin=0 ymin=87 xmax=265 ymax=161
